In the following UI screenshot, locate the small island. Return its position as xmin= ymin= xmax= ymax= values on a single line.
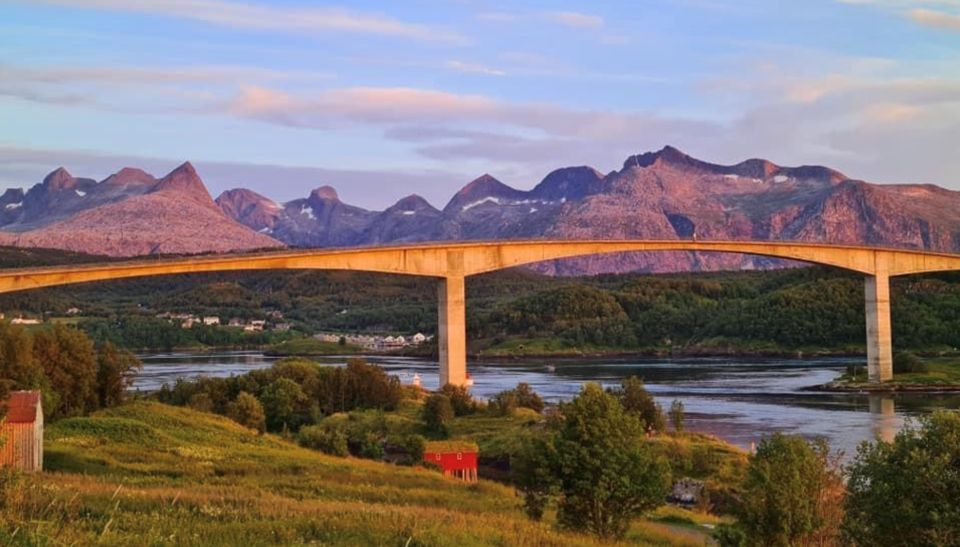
xmin=818 ymin=352 xmax=960 ymax=392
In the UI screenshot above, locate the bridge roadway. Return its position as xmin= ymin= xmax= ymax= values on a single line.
xmin=3 ymin=239 xmax=960 ymax=385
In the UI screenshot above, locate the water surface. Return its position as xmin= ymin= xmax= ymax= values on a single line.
xmin=134 ymin=351 xmax=960 ymax=456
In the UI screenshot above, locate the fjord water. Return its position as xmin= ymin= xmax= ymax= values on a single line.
xmin=134 ymin=351 xmax=960 ymax=457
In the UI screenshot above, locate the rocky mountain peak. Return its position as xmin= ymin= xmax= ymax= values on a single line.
xmin=149 ymin=162 xmax=216 ymax=208
xmin=103 ymin=167 xmax=156 ymax=187
xmin=531 ymin=166 xmax=604 ymax=201
xmin=309 ymin=185 xmax=340 ymax=203
xmin=733 ymin=159 xmax=780 ymax=179
xmin=444 ymin=174 xmax=526 ymax=213
xmin=41 ymin=167 xmax=76 ymax=193
xmin=389 ymin=194 xmax=437 ymax=213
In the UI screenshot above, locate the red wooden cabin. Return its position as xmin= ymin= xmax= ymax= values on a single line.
xmin=1 ymin=390 xmax=44 ymax=472
xmin=423 ymin=441 xmax=478 ymax=482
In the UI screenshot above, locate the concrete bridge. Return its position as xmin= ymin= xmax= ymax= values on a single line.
xmin=2 ymin=239 xmax=960 ymax=385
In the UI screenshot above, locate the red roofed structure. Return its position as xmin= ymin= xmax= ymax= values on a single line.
xmin=1 ymin=390 xmax=44 ymax=472
xmin=423 ymin=441 xmax=478 ymax=483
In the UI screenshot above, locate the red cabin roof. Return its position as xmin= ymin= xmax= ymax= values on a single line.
xmin=3 ymin=391 xmax=41 ymax=424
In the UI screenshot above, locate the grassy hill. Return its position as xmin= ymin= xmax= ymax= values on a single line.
xmin=1 ymin=401 xmax=717 ymax=546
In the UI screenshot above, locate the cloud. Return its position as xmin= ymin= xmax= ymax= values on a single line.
xmin=910 ymin=8 xmax=960 ymax=30
xmin=541 ymin=11 xmax=605 ymax=29
xmin=443 ymin=60 xmax=507 ymax=76
xmin=5 ymin=62 xmax=960 ymax=194
xmin=19 ymin=0 xmax=466 ymax=43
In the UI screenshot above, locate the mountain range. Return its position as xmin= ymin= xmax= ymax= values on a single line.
xmin=3 ymin=146 xmax=960 ymax=274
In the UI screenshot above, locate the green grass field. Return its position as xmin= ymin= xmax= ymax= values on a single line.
xmin=0 ymin=401 xmax=724 ymax=546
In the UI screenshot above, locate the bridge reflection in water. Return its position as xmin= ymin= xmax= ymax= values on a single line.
xmin=869 ymin=395 xmax=899 ymax=444
xmin=2 ymin=240 xmax=960 ymax=386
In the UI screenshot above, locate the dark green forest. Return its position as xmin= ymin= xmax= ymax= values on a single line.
xmin=1 ymin=246 xmax=960 ymax=353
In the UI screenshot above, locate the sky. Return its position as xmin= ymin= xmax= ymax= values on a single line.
xmin=1 ymin=0 xmax=959 ymax=209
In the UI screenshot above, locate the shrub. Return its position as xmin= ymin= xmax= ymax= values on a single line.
xmin=422 ymin=394 xmax=454 ymax=435
xmin=226 ymin=392 xmax=266 ymax=434
xmin=297 ymin=423 xmax=349 ymax=457
xmin=439 ymin=384 xmax=479 ymax=416
xmin=610 ymin=376 xmax=664 ymax=433
xmin=187 ymin=392 xmax=214 ymax=413
xmin=669 ymin=400 xmax=685 ymax=433
xmin=260 ymin=377 xmax=307 ymax=431
xmin=402 ymin=434 xmax=426 ymax=464
xmin=514 ymin=383 xmax=671 ymax=540
xmin=893 ymin=351 xmax=928 ymax=374
xmin=732 ymin=434 xmax=844 ymax=546
xmin=843 ymin=410 xmax=960 ymax=545
xmin=490 ymin=383 xmax=544 ymax=416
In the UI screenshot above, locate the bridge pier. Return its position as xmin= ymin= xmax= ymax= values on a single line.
xmin=438 ymin=275 xmax=467 ymax=387
xmin=865 ymin=272 xmax=893 ymax=383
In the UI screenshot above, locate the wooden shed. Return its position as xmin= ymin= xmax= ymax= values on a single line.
xmin=0 ymin=391 xmax=44 ymax=472
xmin=423 ymin=440 xmax=478 ymax=483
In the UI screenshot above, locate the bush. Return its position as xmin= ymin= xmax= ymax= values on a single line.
xmin=610 ymin=377 xmax=664 ymax=433
xmin=402 ymin=434 xmax=426 ymax=464
xmin=439 ymin=384 xmax=479 ymax=416
xmin=490 ymin=383 xmax=544 ymax=416
xmin=669 ymin=400 xmax=685 ymax=433
xmin=893 ymin=351 xmax=928 ymax=374
xmin=422 ymin=394 xmax=454 ymax=435
xmin=843 ymin=410 xmax=960 ymax=545
xmin=514 ymin=383 xmax=671 ymax=540
xmin=733 ymin=434 xmax=844 ymax=546
xmin=226 ymin=392 xmax=266 ymax=434
xmin=187 ymin=392 xmax=214 ymax=413
xmin=297 ymin=423 xmax=349 ymax=456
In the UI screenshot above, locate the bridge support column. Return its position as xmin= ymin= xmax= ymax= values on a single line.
xmin=438 ymin=275 xmax=467 ymax=387
xmin=865 ymin=272 xmax=893 ymax=383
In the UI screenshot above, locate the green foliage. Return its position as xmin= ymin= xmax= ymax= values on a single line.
xmin=511 ymin=434 xmax=560 ymax=521
xmin=157 ymin=358 xmax=403 ymax=437
xmin=893 ymin=350 xmax=929 ymax=374
xmin=734 ymin=434 xmax=844 ymax=546
xmin=669 ymin=400 xmax=685 ymax=433
xmin=489 ymin=382 xmax=545 ymax=416
xmin=513 ymin=384 xmax=671 ymax=540
xmin=297 ymin=423 xmax=349 ymax=456
xmin=422 ymin=394 xmax=454 ymax=436
xmin=260 ymin=377 xmax=307 ymax=431
xmin=438 ymin=383 xmax=480 ymax=416
xmin=610 ymin=377 xmax=664 ymax=433
xmin=843 ymin=410 xmax=960 ymax=546
xmin=33 ymin=324 xmax=98 ymax=418
xmin=227 ymin=392 xmax=266 ymax=433
xmin=94 ymin=342 xmax=140 ymax=408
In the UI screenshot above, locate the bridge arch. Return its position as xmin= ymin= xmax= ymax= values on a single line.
xmin=2 ymin=239 xmax=960 ymax=385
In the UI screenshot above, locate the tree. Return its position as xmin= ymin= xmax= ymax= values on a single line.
xmin=729 ymin=434 xmax=844 ymax=546
xmin=669 ymin=400 xmax=685 ymax=433
xmin=33 ymin=324 xmax=98 ymax=418
xmin=611 ymin=376 xmax=664 ymax=433
xmin=511 ymin=434 xmax=560 ymax=520
xmin=422 ymin=393 xmax=454 ymax=436
xmin=227 ymin=391 xmax=266 ymax=433
xmin=95 ymin=342 xmax=141 ymax=408
xmin=552 ymin=383 xmax=671 ymax=540
xmin=439 ymin=384 xmax=479 ymax=416
xmin=260 ymin=377 xmax=306 ymax=431
xmin=843 ymin=410 xmax=960 ymax=546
